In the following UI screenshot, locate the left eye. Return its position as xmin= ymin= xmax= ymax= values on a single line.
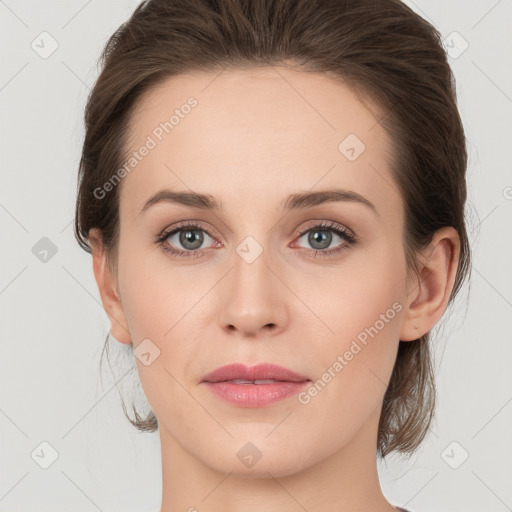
xmin=297 ymin=229 xmax=343 ymax=250
xmin=294 ymin=224 xmax=356 ymax=253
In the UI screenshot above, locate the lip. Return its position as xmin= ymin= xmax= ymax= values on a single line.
xmin=201 ymin=363 xmax=309 ymax=383
xmin=201 ymin=363 xmax=310 ymax=408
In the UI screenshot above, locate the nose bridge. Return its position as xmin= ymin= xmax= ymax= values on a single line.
xmin=232 ymin=232 xmax=275 ymax=304
xmin=218 ymin=230 xmax=287 ymax=335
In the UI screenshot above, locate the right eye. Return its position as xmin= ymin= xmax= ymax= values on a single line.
xmin=157 ymin=222 xmax=219 ymax=258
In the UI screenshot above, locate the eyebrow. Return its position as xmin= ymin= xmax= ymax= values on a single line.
xmin=138 ymin=188 xmax=378 ymax=216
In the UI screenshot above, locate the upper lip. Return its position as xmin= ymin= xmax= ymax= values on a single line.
xmin=201 ymin=363 xmax=310 ymax=383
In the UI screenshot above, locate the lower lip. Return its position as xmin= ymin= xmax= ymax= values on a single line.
xmin=203 ymin=380 xmax=310 ymax=407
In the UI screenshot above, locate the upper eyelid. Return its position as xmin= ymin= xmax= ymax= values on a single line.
xmin=161 ymin=220 xmax=215 ymax=237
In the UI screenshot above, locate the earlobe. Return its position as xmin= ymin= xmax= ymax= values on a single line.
xmin=89 ymin=228 xmax=132 ymax=345
xmin=399 ymin=227 xmax=460 ymax=342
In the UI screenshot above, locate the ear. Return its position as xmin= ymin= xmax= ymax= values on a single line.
xmin=89 ymin=228 xmax=131 ymax=345
xmin=400 ymin=226 xmax=461 ymax=342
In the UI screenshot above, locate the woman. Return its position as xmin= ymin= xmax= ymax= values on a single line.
xmin=74 ymin=0 xmax=471 ymax=510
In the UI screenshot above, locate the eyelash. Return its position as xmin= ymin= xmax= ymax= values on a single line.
xmin=156 ymin=220 xmax=358 ymax=259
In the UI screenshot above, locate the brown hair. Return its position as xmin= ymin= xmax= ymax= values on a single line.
xmin=74 ymin=0 xmax=471 ymax=458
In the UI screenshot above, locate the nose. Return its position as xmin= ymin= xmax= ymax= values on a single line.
xmin=217 ymin=243 xmax=289 ymax=338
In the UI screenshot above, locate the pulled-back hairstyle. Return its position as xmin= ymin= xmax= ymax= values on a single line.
xmin=74 ymin=0 xmax=471 ymax=458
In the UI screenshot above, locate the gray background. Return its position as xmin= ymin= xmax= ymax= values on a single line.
xmin=1 ymin=0 xmax=511 ymax=511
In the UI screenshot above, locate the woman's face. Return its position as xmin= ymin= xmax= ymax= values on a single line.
xmin=107 ymin=66 xmax=418 ymax=476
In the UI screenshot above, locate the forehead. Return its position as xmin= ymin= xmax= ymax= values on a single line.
xmin=120 ymin=66 xmax=399 ymax=220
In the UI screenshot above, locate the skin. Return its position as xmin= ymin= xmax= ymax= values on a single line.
xmin=89 ymin=65 xmax=460 ymax=512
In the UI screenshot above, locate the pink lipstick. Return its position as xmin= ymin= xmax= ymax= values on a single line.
xmin=201 ymin=363 xmax=310 ymax=407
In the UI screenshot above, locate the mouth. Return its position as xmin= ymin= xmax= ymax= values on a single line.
xmin=201 ymin=363 xmax=310 ymax=407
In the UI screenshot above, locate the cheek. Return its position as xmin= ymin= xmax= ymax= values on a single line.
xmin=306 ymin=243 xmax=406 ymax=340
xmin=116 ymin=244 xmax=209 ymax=369
xmin=300 ymin=246 xmax=406 ymax=401
xmin=116 ymin=235 xmax=199 ymax=341
xmin=116 ymin=252 xmax=206 ymax=418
